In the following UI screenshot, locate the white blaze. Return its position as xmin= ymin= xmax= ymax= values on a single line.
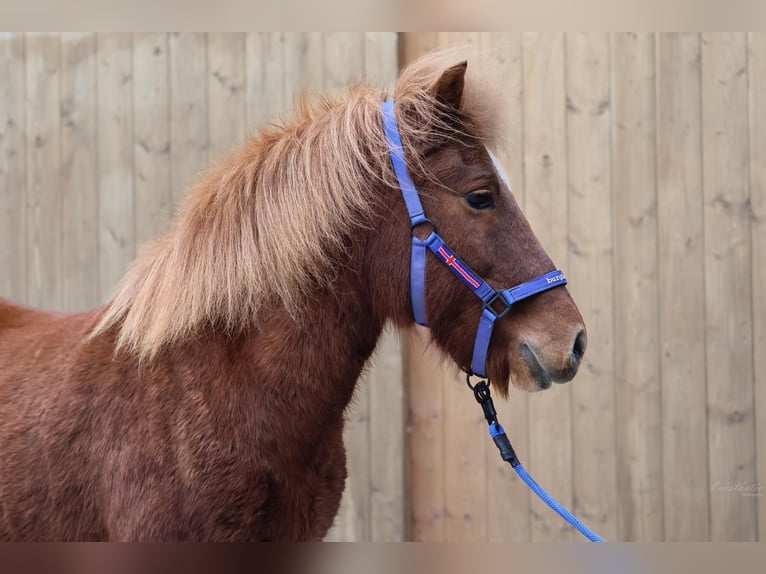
xmin=486 ymin=146 xmax=512 ymax=193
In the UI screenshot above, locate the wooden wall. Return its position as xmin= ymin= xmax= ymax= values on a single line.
xmin=0 ymin=32 xmax=763 ymax=542
xmin=402 ymin=32 xmax=764 ymax=542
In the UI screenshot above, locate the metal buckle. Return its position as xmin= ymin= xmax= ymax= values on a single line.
xmin=482 ymin=292 xmax=512 ymax=319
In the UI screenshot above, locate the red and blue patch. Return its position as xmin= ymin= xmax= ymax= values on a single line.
xmin=436 ymin=246 xmax=481 ymax=289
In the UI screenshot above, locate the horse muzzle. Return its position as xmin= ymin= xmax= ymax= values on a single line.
xmin=518 ymin=327 xmax=587 ymax=390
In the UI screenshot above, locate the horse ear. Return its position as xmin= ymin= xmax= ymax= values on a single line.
xmin=430 ymin=61 xmax=468 ymax=111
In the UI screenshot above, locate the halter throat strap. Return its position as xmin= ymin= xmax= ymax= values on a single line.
xmin=381 ymin=100 xmax=567 ymax=378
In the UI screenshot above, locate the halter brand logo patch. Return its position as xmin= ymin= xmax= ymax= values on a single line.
xmin=436 ymin=246 xmax=481 ymax=289
xmin=546 ymin=274 xmax=565 ymax=284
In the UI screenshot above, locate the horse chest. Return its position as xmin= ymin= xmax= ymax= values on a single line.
xmin=129 ymin=417 xmax=347 ymax=541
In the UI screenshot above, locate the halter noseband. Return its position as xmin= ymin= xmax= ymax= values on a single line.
xmin=381 ymin=100 xmax=568 ymax=379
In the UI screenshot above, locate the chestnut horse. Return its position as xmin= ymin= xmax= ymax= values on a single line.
xmin=0 ymin=52 xmax=586 ymax=541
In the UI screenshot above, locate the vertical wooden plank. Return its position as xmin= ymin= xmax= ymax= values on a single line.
xmin=749 ymin=32 xmax=766 ymax=543
xmin=566 ymin=32 xmax=619 ymax=541
xmin=169 ymin=32 xmax=208 ymax=207
xmin=331 ymin=378 xmax=371 ymax=542
xmin=207 ymin=33 xmax=246 ymax=159
xmin=367 ymin=328 xmax=405 ymax=541
xmin=283 ymin=32 xmax=324 ymax=104
xmin=363 ymin=32 xmax=397 ymax=90
xmin=323 ymin=32 xmax=369 ymax=542
xmin=0 ymin=33 xmax=26 ymax=302
xmin=25 ymin=33 xmax=61 ymax=310
xmin=657 ymin=33 xmax=709 ymax=541
xmin=400 ymin=32 xmax=445 ymax=543
xmin=439 ymin=32 xmax=488 ymax=543
xmin=522 ymin=32 xmax=573 ymax=542
xmin=97 ymin=33 xmax=135 ymax=301
xmin=483 ymin=32 xmax=532 ymax=543
xmin=701 ymin=32 xmax=757 ymax=541
xmin=442 ymin=363 xmax=486 ymax=543
xmin=323 ymin=32 xmax=365 ymax=96
xmin=406 ymin=328 xmax=447 ymax=541
xmin=133 ymin=33 xmax=172 ymax=246
xmin=400 ymin=32 xmax=438 ymax=72
xmin=246 ymin=33 xmax=285 ymax=131
xmin=439 ymin=32 xmax=481 ymax=48
xmin=364 ymin=32 xmax=405 ymax=543
xmin=60 ymin=33 xmax=98 ymax=311
xmin=322 ymin=32 xmax=361 ymax=99
xmin=611 ymin=32 xmax=663 ymax=541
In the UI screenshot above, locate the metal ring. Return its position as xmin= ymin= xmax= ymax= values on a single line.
xmin=410 ymin=218 xmax=436 ymax=240
xmin=465 ymin=371 xmax=490 ymax=391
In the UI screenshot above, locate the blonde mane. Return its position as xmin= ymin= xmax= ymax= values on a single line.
xmin=92 ymin=49 xmax=504 ymax=359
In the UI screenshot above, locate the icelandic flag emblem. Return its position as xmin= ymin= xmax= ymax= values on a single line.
xmin=437 ymin=246 xmax=481 ymax=289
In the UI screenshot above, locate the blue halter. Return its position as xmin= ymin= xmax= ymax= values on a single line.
xmin=381 ymin=100 xmax=567 ymax=379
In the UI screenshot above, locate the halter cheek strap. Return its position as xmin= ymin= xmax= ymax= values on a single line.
xmin=382 ymin=100 xmax=430 ymax=326
xmin=382 ymin=100 xmax=567 ymax=379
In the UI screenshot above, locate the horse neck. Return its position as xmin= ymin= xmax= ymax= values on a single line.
xmin=166 ymin=217 xmax=393 ymax=436
xmin=248 ymin=270 xmax=387 ymax=409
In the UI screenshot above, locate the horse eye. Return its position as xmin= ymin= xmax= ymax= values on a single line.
xmin=465 ymin=190 xmax=495 ymax=210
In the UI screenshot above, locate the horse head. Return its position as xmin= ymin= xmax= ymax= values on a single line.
xmin=374 ymin=56 xmax=586 ymax=395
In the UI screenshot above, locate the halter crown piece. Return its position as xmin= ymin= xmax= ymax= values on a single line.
xmin=381 ymin=100 xmax=567 ymax=379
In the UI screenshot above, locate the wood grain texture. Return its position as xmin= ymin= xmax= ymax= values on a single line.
xmin=406 ymin=327 xmax=447 ymax=541
xmin=701 ymin=32 xmax=757 ymax=541
xmin=97 ymin=33 xmax=135 ymax=301
xmin=522 ymin=32 xmax=573 ymax=542
xmin=611 ymin=32 xmax=663 ymax=541
xmin=565 ymin=32 xmax=619 ymax=541
xmin=400 ymin=32 xmax=437 ymax=74
xmin=657 ymin=33 xmax=710 ymax=541
xmin=246 ymin=33 xmax=285 ymax=132
xmin=283 ymin=32 xmax=325 ymax=103
xmin=367 ymin=328 xmax=405 ymax=542
xmin=169 ymin=33 xmax=208 ymax=207
xmin=60 ymin=33 xmax=98 ymax=311
xmin=133 ymin=33 xmax=172 ymax=246
xmin=25 ymin=33 xmax=61 ymax=309
xmin=323 ymin=33 xmax=365 ymax=96
xmin=207 ymin=33 xmax=246 ymax=160
xmin=0 ymin=33 xmax=26 ymax=302
xmin=364 ymin=32 xmax=398 ymax=90
xmin=748 ymin=32 xmax=766 ymax=544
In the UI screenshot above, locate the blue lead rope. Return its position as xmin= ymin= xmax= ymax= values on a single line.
xmin=489 ymin=421 xmax=605 ymax=542
xmin=515 ymin=463 xmax=605 ymax=542
xmin=475 ymin=382 xmax=604 ymax=541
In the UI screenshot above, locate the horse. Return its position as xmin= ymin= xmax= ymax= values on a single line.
xmin=0 ymin=51 xmax=586 ymax=541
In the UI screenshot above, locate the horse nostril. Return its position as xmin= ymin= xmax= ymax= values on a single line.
xmin=571 ymin=329 xmax=587 ymax=367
